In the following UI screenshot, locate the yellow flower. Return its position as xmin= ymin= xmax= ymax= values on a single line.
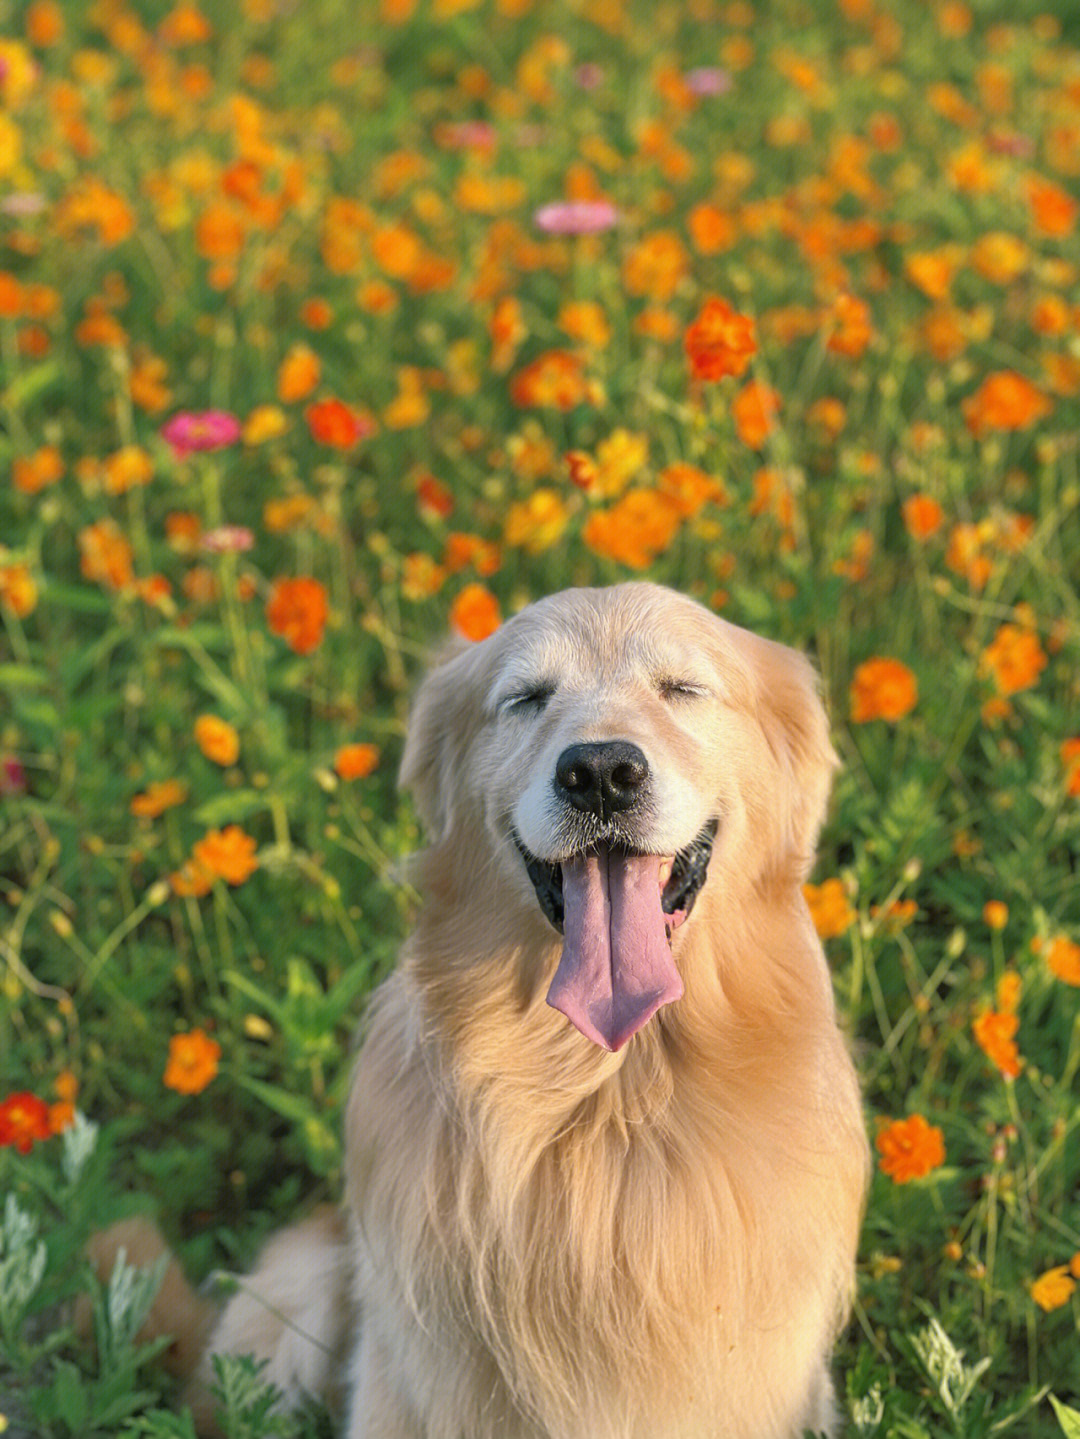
xmin=243 ymin=404 xmax=288 ymax=444
xmin=504 ymin=489 xmax=570 ymax=553
xmin=1030 ymin=1265 xmax=1076 ymax=1313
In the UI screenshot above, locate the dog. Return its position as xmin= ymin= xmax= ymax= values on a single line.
xmin=171 ymin=582 xmax=869 ymax=1438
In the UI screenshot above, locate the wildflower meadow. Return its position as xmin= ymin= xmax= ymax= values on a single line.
xmin=2 ymin=0 xmax=1080 ymax=1433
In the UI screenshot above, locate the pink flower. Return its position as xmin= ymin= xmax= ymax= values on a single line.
xmin=160 ymin=410 xmax=242 ymax=459
xmin=534 ymin=201 xmax=619 ymax=235
xmin=685 ymin=66 xmax=732 ymax=95
xmin=200 ymin=525 xmax=255 ymax=553
xmin=1 ymin=758 xmax=27 ymax=795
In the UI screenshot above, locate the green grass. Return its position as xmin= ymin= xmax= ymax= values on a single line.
xmin=1 ymin=0 xmax=1079 ymax=1433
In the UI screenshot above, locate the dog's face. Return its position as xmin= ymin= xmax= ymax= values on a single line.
xmin=401 ymin=584 xmax=835 ymax=1051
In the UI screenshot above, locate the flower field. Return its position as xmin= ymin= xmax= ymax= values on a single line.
xmin=2 ymin=0 xmax=1080 ymax=1432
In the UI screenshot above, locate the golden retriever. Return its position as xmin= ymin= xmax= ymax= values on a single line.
xmin=178 ymin=581 xmax=869 ymax=1438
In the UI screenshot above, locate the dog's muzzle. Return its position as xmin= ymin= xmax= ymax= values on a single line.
xmin=513 ymin=819 xmax=719 ymax=1051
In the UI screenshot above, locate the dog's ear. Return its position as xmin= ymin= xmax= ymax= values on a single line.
xmin=748 ymin=633 xmax=839 ymax=877
xmin=398 ymin=636 xmax=488 ymax=842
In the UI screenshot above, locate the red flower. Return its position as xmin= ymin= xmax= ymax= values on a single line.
xmin=304 ymin=397 xmax=375 ymax=447
xmin=0 ymin=1091 xmax=52 ymax=1154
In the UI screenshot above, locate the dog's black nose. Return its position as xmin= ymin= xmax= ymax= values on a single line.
xmin=555 ymin=741 xmax=649 ymax=818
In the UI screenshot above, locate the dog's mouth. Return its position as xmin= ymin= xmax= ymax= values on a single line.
xmin=514 ymin=820 xmax=718 ymax=1052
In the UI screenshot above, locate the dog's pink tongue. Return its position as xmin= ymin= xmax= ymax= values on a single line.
xmin=547 ymin=850 xmax=683 ymax=1051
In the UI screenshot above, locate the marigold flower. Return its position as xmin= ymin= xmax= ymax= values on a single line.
xmin=658 ymin=462 xmax=725 ymax=517
xmin=510 ymin=350 xmax=590 ymax=410
xmin=79 ymin=519 xmax=134 ymax=591
xmin=0 ymin=1091 xmax=52 ymax=1154
xmin=194 ymin=715 xmax=240 ymax=766
xmin=0 ymin=561 xmax=37 ymax=618
xmin=622 ymin=230 xmax=689 ymax=301
xmin=1027 ymin=176 xmax=1078 ymax=238
xmin=131 ymin=778 xmax=189 ymax=817
xmin=304 ymin=397 xmax=375 ymax=447
xmin=973 ymin=1009 xmax=1022 ymax=1079
xmin=850 ymin=657 xmax=918 ymax=723
xmin=450 ymin=583 xmax=501 ymax=641
xmin=902 ymin=494 xmax=944 ymax=540
xmin=241 ymin=404 xmax=287 ymax=446
xmin=103 ymin=445 xmax=154 ymax=495
xmin=266 ymin=576 xmax=329 ymax=654
xmin=803 ymin=878 xmax=856 ymax=940
xmin=963 ymin=372 xmax=1052 ymax=436
xmin=191 ymin=825 xmax=259 ymax=886
xmin=875 ymin=1114 xmax=946 ymax=1184
xmin=13 ymin=445 xmax=63 ymax=495
xmin=1031 ymin=1265 xmax=1077 ymax=1313
xmin=1045 ymin=934 xmax=1080 ymax=986
xmin=980 ymin=624 xmax=1047 ymax=696
xmin=276 ymin=344 xmax=321 ymax=403
xmin=1060 ymin=738 xmax=1080 ymax=797
xmin=163 ymin=1028 xmax=221 ymax=1095
xmin=826 ymin=293 xmax=874 ymax=359
xmin=334 ymin=743 xmax=380 ymax=780
xmin=582 ymin=490 xmax=681 ymax=570
xmin=558 ymin=299 xmax=611 ymax=349
xmin=684 ymin=296 xmax=757 ymax=382
xmin=504 ymin=490 xmax=570 ymax=553
xmin=983 ymin=900 xmax=1009 ymax=930
xmin=732 ymin=379 xmax=781 ymax=448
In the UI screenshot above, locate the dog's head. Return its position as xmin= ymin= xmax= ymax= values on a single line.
xmin=400 ymin=584 xmax=836 ymax=1051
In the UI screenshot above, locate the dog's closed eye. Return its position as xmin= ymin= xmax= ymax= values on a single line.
xmin=657 ymin=677 xmax=710 ymax=702
xmin=499 ymin=683 xmax=556 ymax=716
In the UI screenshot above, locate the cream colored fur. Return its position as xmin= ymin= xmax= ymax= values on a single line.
xmin=186 ymin=583 xmax=869 ymax=1438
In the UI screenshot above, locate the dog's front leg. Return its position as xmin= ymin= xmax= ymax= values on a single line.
xmin=346 ymin=1333 xmax=426 ymax=1439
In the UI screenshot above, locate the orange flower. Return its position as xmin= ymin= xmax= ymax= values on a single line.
xmin=194 ymin=714 xmax=240 ymax=766
xmin=13 ymin=445 xmax=63 ymax=495
xmin=277 ymin=344 xmax=321 ymax=402
xmin=902 ymin=494 xmax=944 ymax=540
xmin=1062 ymin=738 xmax=1080 ymax=797
xmin=504 ymin=490 xmax=570 ymax=553
xmin=582 ymin=489 xmax=681 ymax=569
xmin=450 ymin=583 xmax=501 ymax=641
xmin=509 ymin=350 xmax=590 ymax=409
xmin=688 ymin=202 xmax=736 ymax=254
xmin=191 ymin=825 xmax=259 ymax=885
xmin=904 ymin=248 xmax=962 ymax=301
xmin=334 ymin=743 xmax=379 ymax=780
xmin=0 ymin=562 xmax=37 ymax=618
xmin=803 ymin=878 xmax=855 ymax=940
xmin=980 ymin=624 xmax=1046 ymax=696
xmin=983 ymin=900 xmax=1009 ymax=931
xmin=875 ymin=1114 xmax=946 ymax=1184
xmin=0 ymin=1091 xmax=52 ymax=1153
xmin=79 ymin=519 xmax=134 ymax=591
xmin=732 ymin=379 xmax=781 ymax=448
xmin=973 ymin=1009 xmax=1022 ymax=1079
xmin=826 ymin=293 xmax=874 ymax=359
xmin=1027 ymin=176 xmax=1078 ymax=238
xmin=1031 ymin=1265 xmax=1077 ymax=1313
xmin=1045 ymin=934 xmax=1080 ymax=986
xmin=963 ymin=372 xmax=1052 ymax=436
xmin=850 ymin=657 xmax=918 ymax=723
xmin=684 ymin=296 xmax=757 ymax=381
xmin=304 ymin=397 xmax=375 ymax=447
xmin=621 ymin=230 xmax=689 ymax=300
xmin=658 ymin=462 xmax=725 ymax=518
xmin=131 ymin=778 xmax=189 ymax=817
xmin=266 ymin=576 xmax=329 ymax=654
xmin=163 ymin=1028 xmax=221 ymax=1095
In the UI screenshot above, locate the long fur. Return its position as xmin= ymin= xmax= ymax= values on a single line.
xmin=177 ymin=583 xmax=869 ymax=1439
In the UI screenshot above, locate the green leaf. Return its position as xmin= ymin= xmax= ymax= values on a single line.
xmin=237 ymin=1074 xmax=319 ymax=1125
xmin=0 ymin=663 xmax=47 ymax=690
xmin=52 ymin=1359 xmax=90 ymax=1432
xmin=2 ymin=358 xmax=62 ymax=409
xmin=1051 ymin=1396 xmax=1080 ymax=1439
xmin=193 ymin=789 xmax=268 ymax=827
